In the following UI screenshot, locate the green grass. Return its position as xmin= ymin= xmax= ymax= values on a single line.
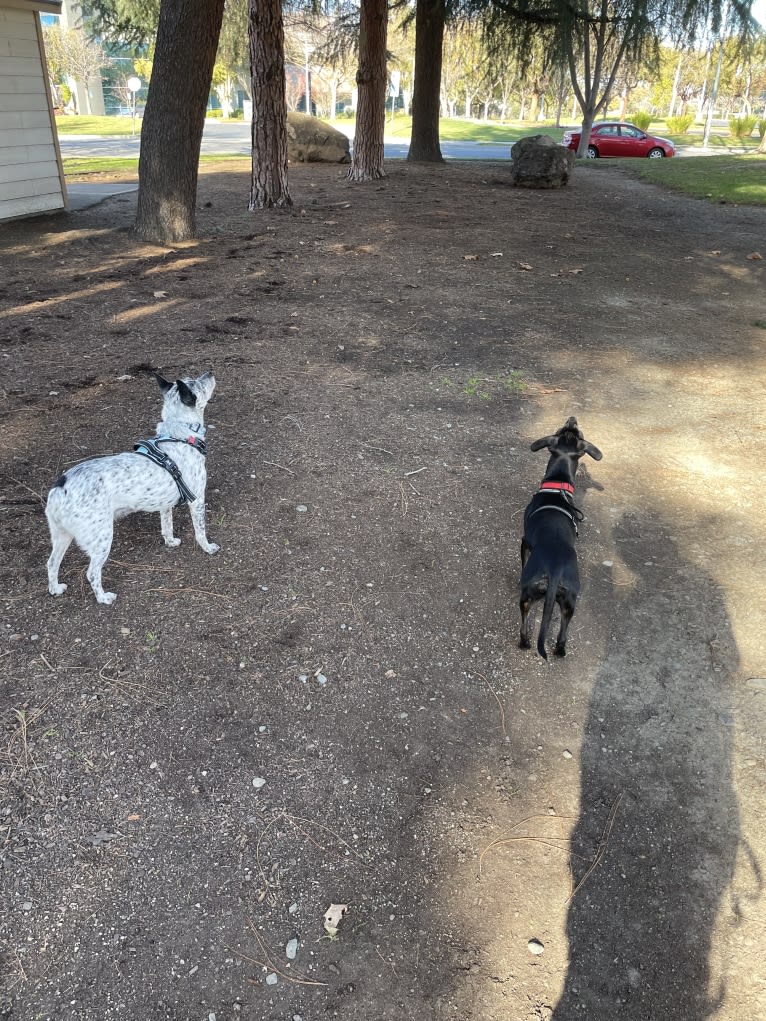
xmin=55 ymin=114 xmax=141 ymax=135
xmin=622 ymin=154 xmax=766 ymax=206
xmin=386 ymin=116 xmax=561 ymax=144
xmin=63 ymin=154 xmax=247 ymax=177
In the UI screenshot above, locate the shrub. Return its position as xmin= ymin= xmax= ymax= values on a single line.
xmin=207 ymin=108 xmax=223 ymax=118
xmin=729 ymin=115 xmax=757 ymax=140
xmin=755 ymin=119 xmax=765 ymax=141
xmin=230 ymin=108 xmax=244 ymax=119
xmin=630 ymin=111 xmax=652 ymax=131
xmin=667 ymin=114 xmax=695 ymax=134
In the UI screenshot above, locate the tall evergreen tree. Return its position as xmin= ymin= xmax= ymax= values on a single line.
xmin=348 ymin=0 xmax=389 ymax=180
xmin=407 ymin=0 xmax=447 ymax=161
xmin=134 ymin=0 xmax=225 ymax=243
xmin=249 ymin=0 xmax=292 ymax=207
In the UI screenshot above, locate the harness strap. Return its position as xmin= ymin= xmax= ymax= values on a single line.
xmin=133 ymin=438 xmax=198 ymax=504
xmin=156 ymin=435 xmax=207 ymax=457
xmin=528 ymin=502 xmax=582 ymax=536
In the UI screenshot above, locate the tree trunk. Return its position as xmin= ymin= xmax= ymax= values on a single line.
xmin=134 ymin=0 xmax=225 ymax=244
xmin=407 ymin=0 xmax=445 ymax=162
xmin=248 ymin=0 xmax=291 ymax=208
xmin=347 ymin=0 xmax=388 ymax=181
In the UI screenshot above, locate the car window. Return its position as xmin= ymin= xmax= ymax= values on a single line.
xmin=620 ymin=127 xmax=643 ymax=138
xmin=595 ymin=125 xmax=619 ymax=136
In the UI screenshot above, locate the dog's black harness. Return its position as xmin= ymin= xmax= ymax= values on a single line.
xmin=133 ymin=434 xmax=207 ymax=504
xmin=528 ymin=488 xmax=584 ymax=536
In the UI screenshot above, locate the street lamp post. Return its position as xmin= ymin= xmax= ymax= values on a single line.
xmin=304 ymin=43 xmax=312 ymax=115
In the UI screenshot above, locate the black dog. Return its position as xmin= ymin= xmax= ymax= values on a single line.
xmin=518 ymin=417 xmax=602 ymax=659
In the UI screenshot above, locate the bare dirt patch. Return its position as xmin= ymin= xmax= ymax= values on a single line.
xmin=1 ymin=161 xmax=765 ymax=1021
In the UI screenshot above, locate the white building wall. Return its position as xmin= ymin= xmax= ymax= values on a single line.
xmin=0 ymin=4 xmax=66 ymax=221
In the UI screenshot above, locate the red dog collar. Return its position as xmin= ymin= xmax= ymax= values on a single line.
xmin=539 ymin=481 xmax=575 ymax=494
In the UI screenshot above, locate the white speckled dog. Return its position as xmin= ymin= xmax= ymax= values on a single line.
xmin=46 ymin=371 xmax=219 ymax=605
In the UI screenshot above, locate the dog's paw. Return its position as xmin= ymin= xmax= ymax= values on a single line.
xmin=204 ymin=542 xmax=221 ymax=555
xmin=97 ymin=592 xmax=117 ymax=605
xmin=518 ymin=636 xmax=531 ymax=650
xmin=554 ymin=644 xmax=567 ymax=658
xmin=164 ymin=537 xmax=182 ymax=548
xmin=49 ymin=583 xmax=68 ymax=597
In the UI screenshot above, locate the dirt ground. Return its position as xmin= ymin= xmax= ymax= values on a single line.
xmin=1 ymin=159 xmax=765 ymax=1021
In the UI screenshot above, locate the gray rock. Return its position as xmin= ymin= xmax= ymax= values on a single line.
xmin=287 ymin=113 xmax=351 ymax=164
xmin=510 ymin=135 xmax=575 ymax=189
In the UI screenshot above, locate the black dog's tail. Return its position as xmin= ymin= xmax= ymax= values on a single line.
xmin=537 ymin=573 xmax=560 ymax=660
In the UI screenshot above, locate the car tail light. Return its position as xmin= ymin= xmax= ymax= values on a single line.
xmin=563 ymin=131 xmax=572 ymax=145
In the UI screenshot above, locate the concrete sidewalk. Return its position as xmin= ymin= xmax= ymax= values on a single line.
xmin=66 ymin=181 xmax=138 ymax=211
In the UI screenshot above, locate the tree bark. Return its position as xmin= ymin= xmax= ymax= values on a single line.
xmin=134 ymin=0 xmax=225 ymax=244
xmin=248 ymin=0 xmax=291 ymax=208
xmin=407 ymin=0 xmax=445 ymax=163
xmin=348 ymin=0 xmax=388 ymax=181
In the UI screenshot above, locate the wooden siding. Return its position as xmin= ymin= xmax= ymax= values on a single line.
xmin=0 ymin=5 xmax=65 ymax=221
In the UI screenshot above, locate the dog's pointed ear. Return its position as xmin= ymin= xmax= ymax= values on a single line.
xmin=530 ymin=434 xmax=557 ymax=452
xmin=154 ymin=371 xmax=173 ymax=394
xmin=176 ymin=379 xmax=197 ymax=408
xmin=580 ymin=441 xmax=602 ymax=461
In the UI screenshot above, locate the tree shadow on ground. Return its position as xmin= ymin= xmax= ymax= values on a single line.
xmin=552 ymin=514 xmax=741 ymax=1020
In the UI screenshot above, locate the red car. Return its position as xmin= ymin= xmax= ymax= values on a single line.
xmin=563 ymin=121 xmax=675 ymax=159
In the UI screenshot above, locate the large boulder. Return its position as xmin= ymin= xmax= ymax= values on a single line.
xmin=287 ymin=112 xmax=351 ymax=164
xmin=509 ymin=134 xmax=575 ymax=189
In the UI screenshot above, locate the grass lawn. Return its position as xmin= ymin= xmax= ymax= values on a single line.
xmin=619 ymin=154 xmax=766 ymax=206
xmin=62 ymin=154 xmax=248 ymax=178
xmin=55 ymin=115 xmax=141 ymax=135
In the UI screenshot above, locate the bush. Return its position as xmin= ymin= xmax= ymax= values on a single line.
xmin=757 ymin=119 xmax=766 ymax=141
xmin=729 ymin=115 xmax=757 ymax=140
xmin=230 ymin=108 xmax=244 ymax=119
xmin=630 ymin=111 xmax=652 ymax=131
xmin=207 ymin=108 xmax=223 ymax=118
xmin=666 ymin=114 xmax=695 ymax=134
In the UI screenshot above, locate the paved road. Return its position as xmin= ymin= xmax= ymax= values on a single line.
xmin=58 ymin=120 xmax=515 ymax=161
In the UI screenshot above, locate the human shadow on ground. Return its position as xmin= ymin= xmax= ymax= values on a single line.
xmin=552 ymin=514 xmax=741 ymax=1020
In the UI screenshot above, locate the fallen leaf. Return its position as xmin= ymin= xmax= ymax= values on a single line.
xmin=463 ymin=254 xmax=480 ymax=261
xmin=323 ymin=903 xmax=348 ymax=936
xmin=490 ymin=252 xmax=503 ymax=257
xmin=516 ymin=262 xmax=533 ymax=271
xmin=746 ymin=252 xmax=762 ymax=261
xmin=127 ymin=814 xmax=141 ymax=822
xmin=153 ymin=290 xmax=168 ymax=298
xmin=568 ymin=268 xmax=584 ymax=275
xmin=708 ymin=250 xmax=721 ymax=256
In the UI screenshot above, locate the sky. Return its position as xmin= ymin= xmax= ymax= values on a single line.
xmin=753 ymin=0 xmax=766 ymax=27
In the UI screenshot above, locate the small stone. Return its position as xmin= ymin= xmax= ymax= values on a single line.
xmin=265 ymin=972 xmax=278 ymax=985
xmin=22 ymin=901 xmax=33 ymax=911
xmin=528 ymin=938 xmax=544 ymax=955
xmin=253 ymin=777 xmax=267 ymax=789
xmin=288 ymin=902 xmax=298 ymax=914
xmin=286 ymin=938 xmax=298 ymax=960
xmin=120 ymin=627 xmax=131 ymax=635
xmin=296 ymin=505 xmax=308 ymax=513
xmin=746 ymin=677 xmax=766 ymax=692
xmin=316 ymin=673 xmax=327 ymax=686
xmin=562 ymin=749 xmax=573 ymax=759
xmin=602 ymin=560 xmax=613 ymax=567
